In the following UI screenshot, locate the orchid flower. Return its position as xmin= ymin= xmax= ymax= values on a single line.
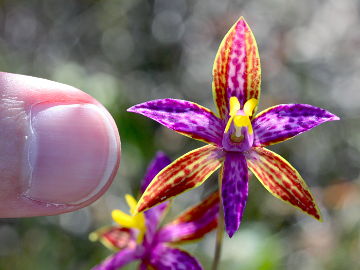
xmin=90 ymin=152 xmax=219 ymax=270
xmin=127 ymin=17 xmax=340 ymax=237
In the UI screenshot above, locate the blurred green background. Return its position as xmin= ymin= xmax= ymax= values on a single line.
xmin=0 ymin=0 xmax=359 ymax=269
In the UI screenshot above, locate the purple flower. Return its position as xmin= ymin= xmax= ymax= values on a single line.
xmin=90 ymin=152 xmax=219 ymax=269
xmin=128 ymin=17 xmax=340 ymax=237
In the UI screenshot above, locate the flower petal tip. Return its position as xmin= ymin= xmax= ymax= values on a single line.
xmin=332 ymin=115 xmax=340 ymax=121
xmin=89 ymin=232 xmax=99 ymax=242
xmin=134 ymin=200 xmax=148 ymax=214
xmin=312 ymin=208 xmax=323 ymax=222
xmin=126 ymin=105 xmax=137 ymax=113
xmin=323 ymin=110 xmax=340 ymax=122
xmin=226 ymin=229 xmax=236 ymax=238
xmin=238 ymin=16 xmax=245 ymax=22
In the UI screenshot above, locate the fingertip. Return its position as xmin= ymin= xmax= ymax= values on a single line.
xmin=0 ymin=72 xmax=121 ymax=217
xmin=25 ymin=102 xmax=120 ymax=206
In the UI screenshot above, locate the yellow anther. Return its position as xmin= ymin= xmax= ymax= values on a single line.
xmin=233 ymin=115 xmax=253 ymax=136
xmin=125 ymin=194 xmax=138 ymax=215
xmin=229 ymin=96 xmax=241 ymax=116
xmin=225 ymin=97 xmax=255 ymax=136
xmin=112 ymin=209 xmax=136 ymax=228
xmin=112 ymin=194 xmax=146 ymax=243
xmin=243 ymin=98 xmax=258 ymax=117
xmin=233 ymin=115 xmax=249 ymax=127
xmin=225 ymin=97 xmax=241 ymax=133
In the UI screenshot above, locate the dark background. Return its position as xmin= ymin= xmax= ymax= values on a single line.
xmin=0 ymin=0 xmax=359 ymax=269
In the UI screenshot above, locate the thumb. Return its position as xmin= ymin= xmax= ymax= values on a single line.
xmin=0 ymin=72 xmax=120 ymax=217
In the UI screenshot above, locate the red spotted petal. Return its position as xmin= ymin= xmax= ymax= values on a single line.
xmin=128 ymin=99 xmax=224 ymax=145
xmin=212 ymin=17 xmax=261 ymax=119
xmin=221 ymin=152 xmax=249 ymax=238
xmin=246 ymin=147 xmax=321 ymax=220
xmin=149 ymin=244 xmax=203 ymax=270
xmin=136 ymin=145 xmax=224 ymax=213
xmin=252 ymin=104 xmax=340 ymax=147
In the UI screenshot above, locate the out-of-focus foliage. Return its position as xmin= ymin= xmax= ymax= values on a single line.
xmin=0 ymin=0 xmax=359 ymax=269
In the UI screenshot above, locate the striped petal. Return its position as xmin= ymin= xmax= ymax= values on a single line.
xmin=252 ymin=104 xmax=340 ymax=147
xmin=89 ymin=226 xmax=136 ymax=251
xmin=221 ymin=152 xmax=249 ymax=237
xmin=128 ymin=99 xmax=224 ymax=145
xmin=212 ymin=17 xmax=261 ymax=119
xmin=141 ymin=152 xmax=172 ymax=193
xmin=91 ymin=247 xmax=139 ymax=270
xmin=246 ymin=147 xmax=321 ymax=220
xmin=141 ymin=152 xmax=172 ymax=241
xmin=150 ymin=244 xmax=203 ymax=270
xmin=136 ymin=145 xmax=225 ymax=213
xmin=157 ymin=191 xmax=219 ymax=243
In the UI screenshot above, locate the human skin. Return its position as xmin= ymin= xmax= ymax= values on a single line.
xmin=0 ymin=72 xmax=120 ymax=217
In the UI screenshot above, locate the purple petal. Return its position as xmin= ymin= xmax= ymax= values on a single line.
xmin=156 ymin=191 xmax=219 ymax=243
xmin=252 ymin=104 xmax=340 ymax=147
xmin=141 ymin=152 xmax=172 ymax=192
xmin=92 ymin=247 xmax=139 ymax=270
xmin=142 ymin=152 xmax=172 ymax=242
xmin=221 ymin=152 xmax=249 ymax=237
xmin=144 ymin=202 xmax=170 ymax=243
xmin=128 ymin=99 xmax=224 ymax=145
xmin=150 ymin=244 xmax=203 ymax=270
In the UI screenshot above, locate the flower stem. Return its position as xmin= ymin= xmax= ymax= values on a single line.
xmin=211 ymin=179 xmax=224 ymax=270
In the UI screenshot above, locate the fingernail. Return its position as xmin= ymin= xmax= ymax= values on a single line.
xmin=24 ymin=103 xmax=119 ymax=204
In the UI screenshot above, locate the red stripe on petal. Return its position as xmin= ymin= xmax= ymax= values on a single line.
xmin=246 ymin=147 xmax=321 ymax=220
xmin=212 ymin=17 xmax=261 ymax=119
xmin=90 ymin=226 xmax=136 ymax=251
xmin=212 ymin=20 xmax=237 ymax=119
xmin=171 ymin=191 xmax=219 ymax=224
xmin=158 ymin=192 xmax=219 ymax=243
xmin=137 ymin=145 xmax=224 ymax=213
xmin=244 ymin=23 xmax=261 ymax=110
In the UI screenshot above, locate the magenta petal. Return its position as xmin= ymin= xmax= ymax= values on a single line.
xmin=221 ymin=152 xmax=249 ymax=237
xmin=92 ymin=247 xmax=139 ymax=270
xmin=144 ymin=202 xmax=170 ymax=243
xmin=142 ymin=152 xmax=172 ymax=241
xmin=128 ymin=99 xmax=224 ymax=145
xmin=150 ymin=244 xmax=203 ymax=270
xmin=252 ymin=104 xmax=339 ymax=146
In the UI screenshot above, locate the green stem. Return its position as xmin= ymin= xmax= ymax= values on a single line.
xmin=211 ymin=178 xmax=224 ymax=270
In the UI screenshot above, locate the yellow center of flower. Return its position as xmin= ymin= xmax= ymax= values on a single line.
xmin=224 ymin=97 xmax=258 ymax=141
xmin=111 ymin=194 xmax=146 ymax=243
